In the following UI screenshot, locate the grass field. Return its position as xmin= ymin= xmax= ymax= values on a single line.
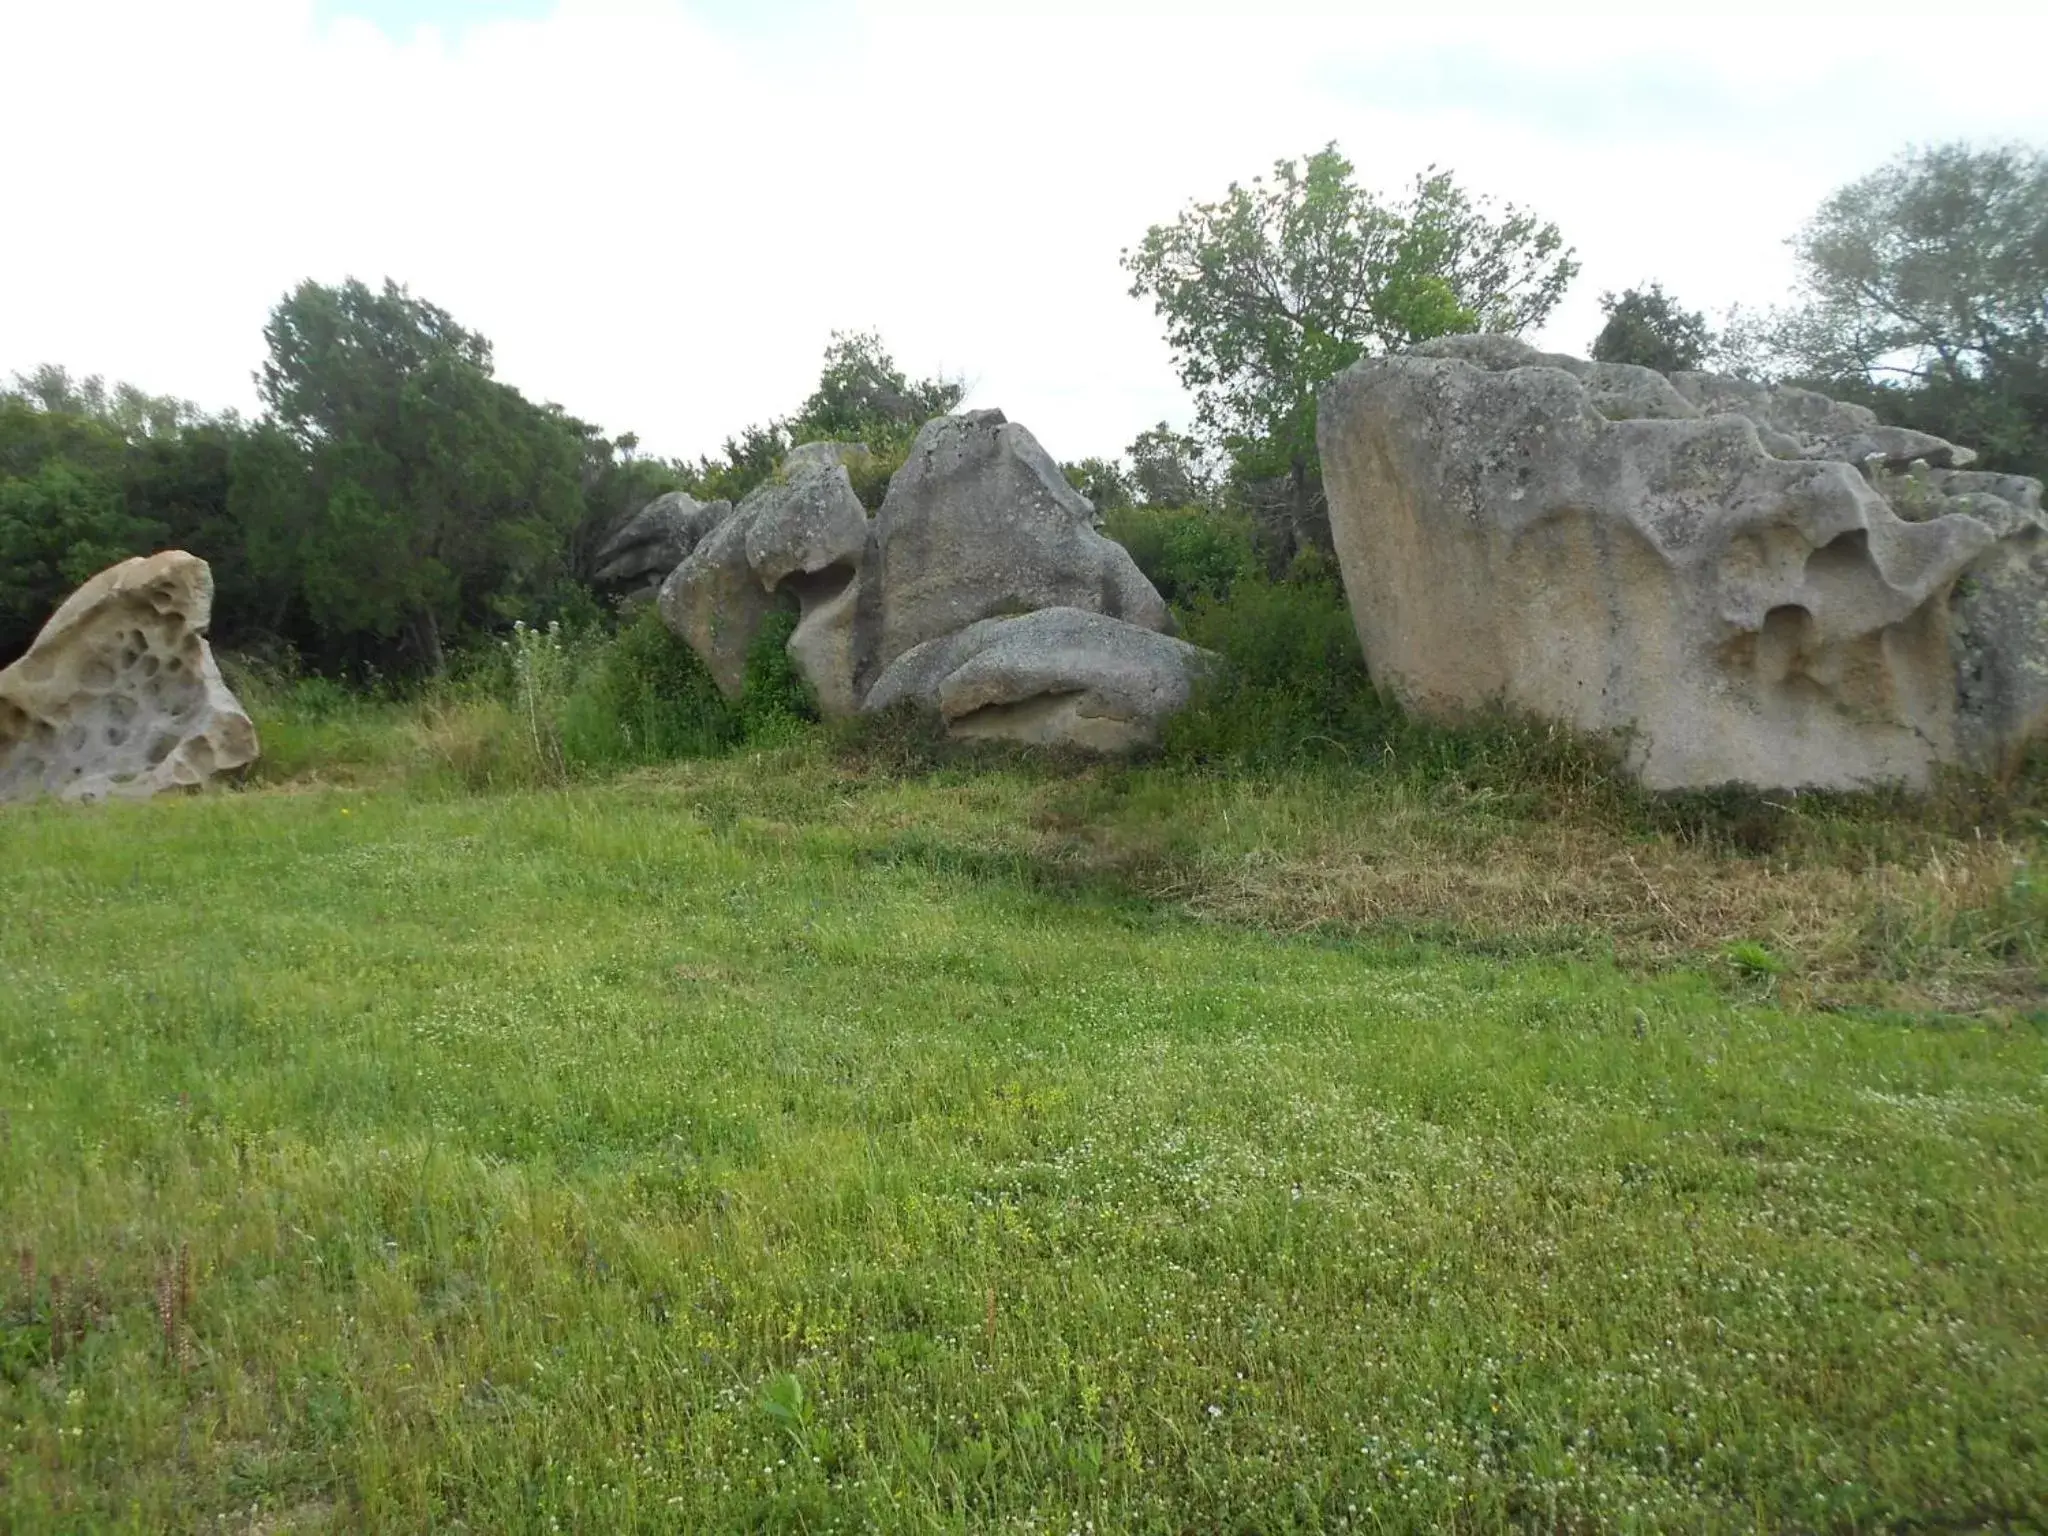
xmin=3 ymin=736 xmax=2046 ymax=1531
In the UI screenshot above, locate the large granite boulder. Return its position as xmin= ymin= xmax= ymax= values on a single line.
xmin=1318 ymin=336 xmax=2048 ymax=790
xmin=0 ymin=551 xmax=259 ymax=804
xmin=657 ymin=441 xmax=872 ymax=714
xmin=865 ymin=606 xmax=1209 ymax=752
xmin=872 ymin=410 xmax=1167 ymax=668
xmin=654 ymin=413 xmax=1201 ymax=752
xmin=593 ymin=491 xmax=731 ymax=598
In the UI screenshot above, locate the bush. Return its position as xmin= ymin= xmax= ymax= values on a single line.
xmin=1164 ymin=564 xmax=1384 ymax=765
xmin=738 ymin=603 xmax=821 ymax=746
xmin=558 ymin=605 xmax=739 ymax=767
xmin=1102 ymin=504 xmax=1258 ymax=607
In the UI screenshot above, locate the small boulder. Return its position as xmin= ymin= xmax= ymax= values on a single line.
xmin=594 ymin=491 xmax=730 ymax=595
xmin=0 ymin=551 xmax=259 ymax=804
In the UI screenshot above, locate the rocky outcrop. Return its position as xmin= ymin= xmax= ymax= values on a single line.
xmin=0 ymin=551 xmax=259 ymax=804
xmin=649 ymin=412 xmax=1197 ymax=752
xmin=1317 ymin=336 xmax=2048 ymax=790
xmin=593 ymin=491 xmax=730 ymax=599
xmin=866 ymin=606 xmax=1209 ymax=753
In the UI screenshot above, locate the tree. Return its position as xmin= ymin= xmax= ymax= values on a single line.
xmin=1123 ymin=145 xmax=1577 ymax=555
xmin=255 ymin=278 xmax=590 ymax=671
xmin=0 ymin=453 xmax=162 ymax=660
xmin=1765 ymin=142 xmax=2048 ymax=478
xmin=685 ymin=332 xmax=964 ymax=506
xmin=1589 ymin=284 xmax=1712 ymax=372
xmin=1125 ymin=422 xmax=1216 ymax=508
xmin=788 ymin=330 xmax=963 ymax=453
xmin=1062 ymin=457 xmax=1134 ymax=513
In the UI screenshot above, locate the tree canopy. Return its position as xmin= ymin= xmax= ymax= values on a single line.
xmin=1590 ymin=284 xmax=1712 ymax=373
xmin=1122 ymin=145 xmax=1576 ymax=555
xmin=1764 ymin=142 xmax=2048 ymax=478
xmin=251 ymin=278 xmax=593 ymax=671
xmin=684 ymin=331 xmax=964 ymax=507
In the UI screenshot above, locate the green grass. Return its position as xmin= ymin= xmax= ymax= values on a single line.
xmin=3 ymin=754 xmax=2046 ymax=1531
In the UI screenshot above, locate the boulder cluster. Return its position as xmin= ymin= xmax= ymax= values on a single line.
xmin=599 ymin=410 xmax=1209 ymax=753
xmin=0 ymin=551 xmax=259 ymax=805
xmin=1318 ymin=336 xmax=2047 ymax=791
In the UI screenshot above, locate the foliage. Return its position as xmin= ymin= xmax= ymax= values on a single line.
xmin=1756 ymin=143 xmax=2048 ymax=478
xmin=1126 ymin=421 xmax=1217 ymax=508
xmin=1123 ymin=145 xmax=1577 ymax=556
xmin=558 ymin=604 xmax=739 ymax=766
xmin=0 ymin=446 xmax=162 ymax=657
xmin=1164 ymin=561 xmax=1386 ymax=764
xmin=738 ymin=604 xmax=820 ymax=745
xmin=1060 ymin=455 xmax=1133 ymax=512
xmin=1589 ymin=283 xmax=1712 ymax=372
xmin=685 ymin=332 xmax=963 ymax=506
xmin=254 ymin=278 xmax=592 ymax=672
xmin=1101 ymin=502 xmax=1256 ymax=607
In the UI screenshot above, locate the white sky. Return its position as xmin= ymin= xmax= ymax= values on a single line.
xmin=4 ymin=0 xmax=2046 ymax=464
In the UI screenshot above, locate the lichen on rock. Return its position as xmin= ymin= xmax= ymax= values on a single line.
xmin=1319 ymin=337 xmax=2047 ymax=790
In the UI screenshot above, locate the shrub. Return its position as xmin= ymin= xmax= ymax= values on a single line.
xmin=558 ymin=605 xmax=739 ymax=767
xmin=738 ymin=603 xmax=821 ymax=746
xmin=1163 ymin=565 xmax=1384 ymax=765
xmin=1102 ymin=504 xmax=1258 ymax=607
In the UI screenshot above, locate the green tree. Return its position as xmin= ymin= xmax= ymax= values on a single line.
xmin=256 ymin=278 xmax=591 ymax=672
xmin=0 ymin=455 xmax=163 ymax=659
xmin=1590 ymin=284 xmax=1712 ymax=372
xmin=1062 ymin=456 xmax=1134 ymax=512
xmin=685 ymin=331 xmax=964 ymax=506
xmin=1764 ymin=143 xmax=2048 ymax=477
xmin=1125 ymin=422 xmax=1215 ymax=508
xmin=1123 ymin=145 xmax=1577 ymax=556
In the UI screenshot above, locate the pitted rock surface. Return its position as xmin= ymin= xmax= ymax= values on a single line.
xmin=0 ymin=551 xmax=259 ymax=804
xmin=1319 ymin=338 xmax=2048 ymax=790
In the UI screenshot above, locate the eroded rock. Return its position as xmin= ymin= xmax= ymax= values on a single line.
xmin=1319 ymin=338 xmax=2047 ymax=790
xmin=654 ymin=413 xmax=1201 ymax=751
xmin=657 ymin=442 xmax=872 ymax=712
xmin=0 ymin=551 xmax=259 ymax=804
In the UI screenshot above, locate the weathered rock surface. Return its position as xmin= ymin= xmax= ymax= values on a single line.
xmin=593 ymin=491 xmax=730 ymax=596
xmin=658 ymin=442 xmax=873 ymax=714
xmin=653 ymin=413 xmax=1201 ymax=752
xmin=1319 ymin=337 xmax=2048 ymax=790
xmin=0 ymin=551 xmax=259 ymax=804
xmin=865 ymin=607 xmax=1209 ymax=752
xmin=873 ymin=411 xmax=1167 ymax=668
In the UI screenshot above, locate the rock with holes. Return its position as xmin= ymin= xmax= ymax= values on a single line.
xmin=593 ymin=490 xmax=731 ymax=599
xmin=865 ymin=606 xmax=1209 ymax=753
xmin=0 ymin=551 xmax=259 ymax=804
xmin=1318 ymin=337 xmax=2048 ymax=790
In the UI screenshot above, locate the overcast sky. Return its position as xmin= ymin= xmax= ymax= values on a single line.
xmin=4 ymin=0 xmax=2046 ymax=464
